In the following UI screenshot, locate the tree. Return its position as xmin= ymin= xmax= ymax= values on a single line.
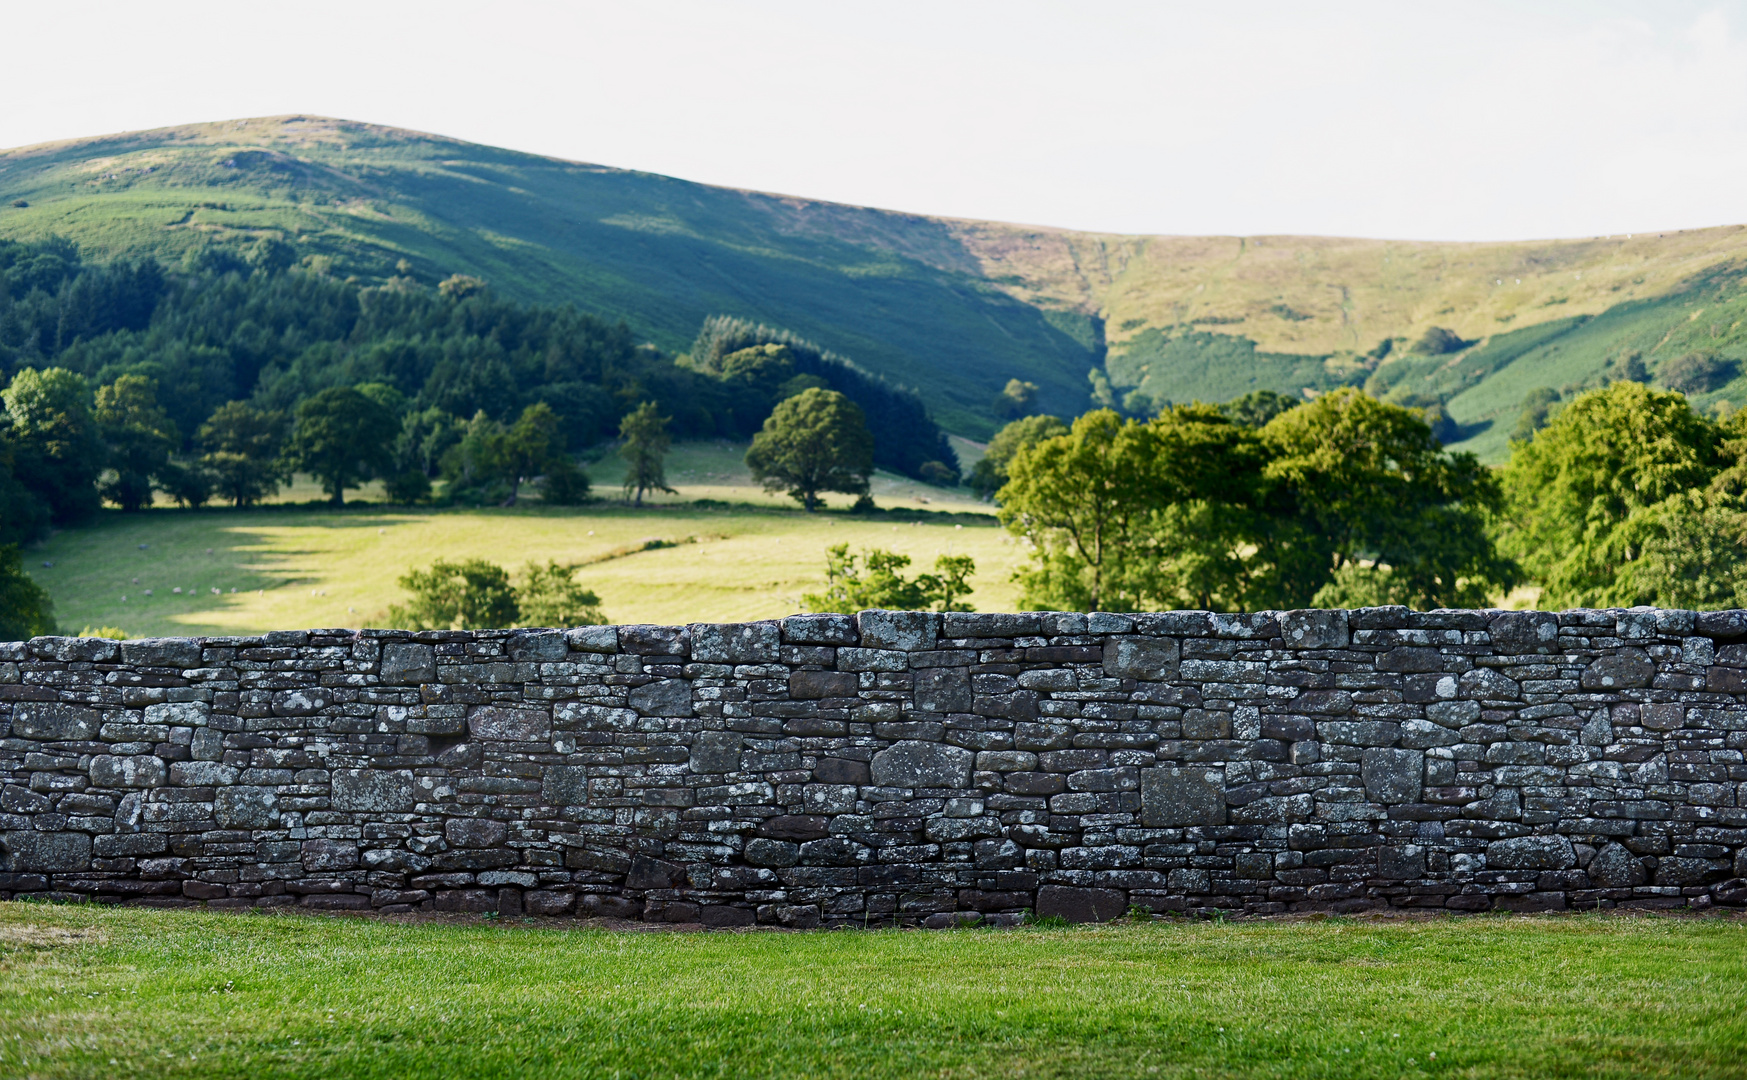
xmin=1412 ymin=326 xmax=1471 ymax=355
xmin=198 ymin=401 xmax=288 ymax=507
xmin=802 ymin=544 xmax=975 ymax=613
xmin=1659 ymin=352 xmax=1738 ymax=395
xmin=619 ymin=401 xmax=677 ymax=506
xmin=284 ymin=387 xmax=398 ymax=505
xmin=1263 ymin=388 xmax=1514 ymax=610
xmin=967 ymin=414 xmax=1068 ymax=499
xmin=1498 ymin=381 xmax=1719 ymax=609
xmin=2 ymin=367 xmax=103 ymax=526
xmin=0 ymin=544 xmax=55 ymax=640
xmin=516 ymin=561 xmax=607 ymax=626
xmin=1510 ymin=388 xmax=1562 ymax=444
xmin=995 ymin=378 xmax=1038 ymax=419
xmin=745 ymin=388 xmax=874 ymax=511
xmin=500 ymin=402 xmax=565 ymax=505
xmin=387 ymin=559 xmax=520 ymax=630
xmin=1221 ymin=389 xmax=1299 ymax=429
xmin=997 ymin=409 xmax=1160 ymax=611
xmin=94 ymin=375 xmax=177 ymax=511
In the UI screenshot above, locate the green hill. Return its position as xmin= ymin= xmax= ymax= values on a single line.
xmin=5 ymin=115 xmax=1747 ymax=450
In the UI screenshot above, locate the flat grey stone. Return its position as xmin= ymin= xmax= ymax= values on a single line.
xmin=1140 ymin=767 xmax=1225 ymax=827
xmin=1280 ymin=609 xmax=1349 ymax=649
xmin=468 ymin=706 xmax=553 ymax=741
xmin=1587 ymin=843 xmax=1647 ymax=887
xmin=1581 ymin=648 xmax=1656 ymax=690
xmin=119 ymin=638 xmax=203 ymax=667
xmin=1486 ymin=835 xmax=1576 ymax=870
xmin=89 ymin=754 xmax=166 ymax=789
xmin=871 ymin=741 xmax=973 ymax=788
xmin=857 ymin=611 xmax=938 ymax=651
xmin=690 ymin=622 xmax=780 ymax=663
xmin=1103 ymin=636 xmax=1179 ymax=680
xmin=508 ymin=631 xmax=569 ymax=661
xmin=542 ymin=766 xmax=589 ymax=806
xmin=1488 ymin=611 xmax=1559 ymax=654
xmin=690 ymin=731 xmax=743 ymax=774
xmin=628 ymin=679 xmax=692 ymax=717
xmin=12 ymin=703 xmax=100 ymax=741
xmin=1036 ymin=884 xmax=1126 ymax=923
xmin=914 ymin=667 xmax=971 ymax=712
xmin=331 ymin=768 xmax=417 ymax=812
xmin=565 ymin=625 xmax=619 ymax=653
xmin=215 ymin=786 xmax=280 ymax=828
xmin=1361 ymin=748 xmax=1423 ymax=804
xmin=3 ymin=830 xmax=91 ymax=872
xmin=380 ymin=642 xmax=437 ymax=684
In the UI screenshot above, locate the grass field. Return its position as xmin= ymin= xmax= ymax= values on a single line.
xmin=24 ymin=443 xmax=1024 ymax=636
xmin=0 ymin=904 xmax=1743 ymax=1079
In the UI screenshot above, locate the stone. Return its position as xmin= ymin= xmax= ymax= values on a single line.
xmin=89 ymin=754 xmax=166 ymax=789
xmin=508 ymin=631 xmax=568 ymax=661
xmin=468 ymin=707 xmax=552 ymax=741
xmin=1486 ymin=835 xmax=1576 ymax=870
xmin=758 ymin=815 xmax=829 ymax=841
xmin=119 ymin=638 xmax=204 ymax=667
xmin=857 ymin=610 xmax=937 ymax=651
xmin=690 ymin=622 xmax=780 ymax=663
xmin=542 ymin=765 xmax=590 ymax=807
xmin=780 ymin=614 xmax=858 ymax=645
xmin=913 ymin=667 xmax=971 ymax=712
xmin=1488 ymin=611 xmax=1560 ymax=654
xmin=170 ymin=761 xmax=239 ymax=786
xmin=144 ymin=702 xmax=209 ymax=727
xmin=331 ymin=769 xmax=417 ymax=812
xmin=446 ymin=818 xmax=510 ymax=848
xmin=301 ymin=839 xmax=359 ymax=871
xmin=628 ymin=679 xmax=692 ymax=717
xmin=744 ymin=838 xmax=799 ymax=867
xmin=3 ymin=830 xmax=91 ymax=872
xmin=689 ymin=731 xmax=743 ymax=774
xmin=871 ymin=741 xmax=974 ymax=788
xmin=618 ymin=625 xmax=689 ymax=656
xmin=565 ymin=625 xmax=620 ymax=652
xmin=790 ymin=669 xmax=858 ymax=699
xmin=1587 ymin=843 xmax=1647 ymax=887
xmin=1580 ymin=648 xmax=1656 ymax=690
xmin=1102 ymin=636 xmax=1179 ymax=680
xmin=625 ymin=854 xmax=689 ymax=890
xmin=272 ymin=688 xmax=333 ymax=716
xmin=1458 ymin=668 xmax=1520 ymax=701
xmin=380 ymin=643 xmax=437 ymax=684
xmin=813 ymin=758 xmax=871 ymax=785
xmin=1361 ymin=748 xmax=1424 ymax=804
xmin=1377 ymin=647 xmax=1442 ymax=673
xmin=1280 ymin=609 xmax=1349 ymax=649
xmin=1035 ymin=885 xmax=1126 ymax=923
xmin=12 ymin=703 xmax=100 ymax=741
xmin=1140 ymin=767 xmax=1225 ymax=827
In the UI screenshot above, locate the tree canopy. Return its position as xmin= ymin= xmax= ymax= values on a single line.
xmin=745 ymin=388 xmax=874 ymax=511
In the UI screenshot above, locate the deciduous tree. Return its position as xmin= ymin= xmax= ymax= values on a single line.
xmin=619 ymin=401 xmax=677 ymax=506
xmin=284 ymin=386 xmax=397 ymax=506
xmin=745 ymin=388 xmax=873 ymax=511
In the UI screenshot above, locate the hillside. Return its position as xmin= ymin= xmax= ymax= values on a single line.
xmin=4 ymin=115 xmax=1746 ymax=449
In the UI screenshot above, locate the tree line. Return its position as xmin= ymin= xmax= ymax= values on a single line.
xmin=0 ymin=238 xmax=959 ymax=539
xmin=971 ymin=381 xmax=1747 ymax=613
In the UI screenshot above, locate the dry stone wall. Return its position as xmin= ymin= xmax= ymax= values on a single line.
xmin=5 ymin=607 xmax=1747 ymax=926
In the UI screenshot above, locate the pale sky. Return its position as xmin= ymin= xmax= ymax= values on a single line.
xmin=5 ymin=1 xmax=1746 ymax=241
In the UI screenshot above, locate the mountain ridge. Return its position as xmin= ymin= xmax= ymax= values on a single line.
xmin=4 ymin=115 xmax=1746 ymax=449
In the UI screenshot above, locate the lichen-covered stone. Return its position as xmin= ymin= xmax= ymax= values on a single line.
xmin=1140 ymin=767 xmax=1225 ymax=826
xmin=332 ymin=769 xmax=417 ymax=812
xmin=871 ymin=741 xmax=973 ymax=788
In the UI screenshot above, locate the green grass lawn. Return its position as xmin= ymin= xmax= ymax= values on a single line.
xmin=0 ymin=904 xmax=1742 ymax=1079
xmin=24 ymin=443 xmax=1023 ymax=636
